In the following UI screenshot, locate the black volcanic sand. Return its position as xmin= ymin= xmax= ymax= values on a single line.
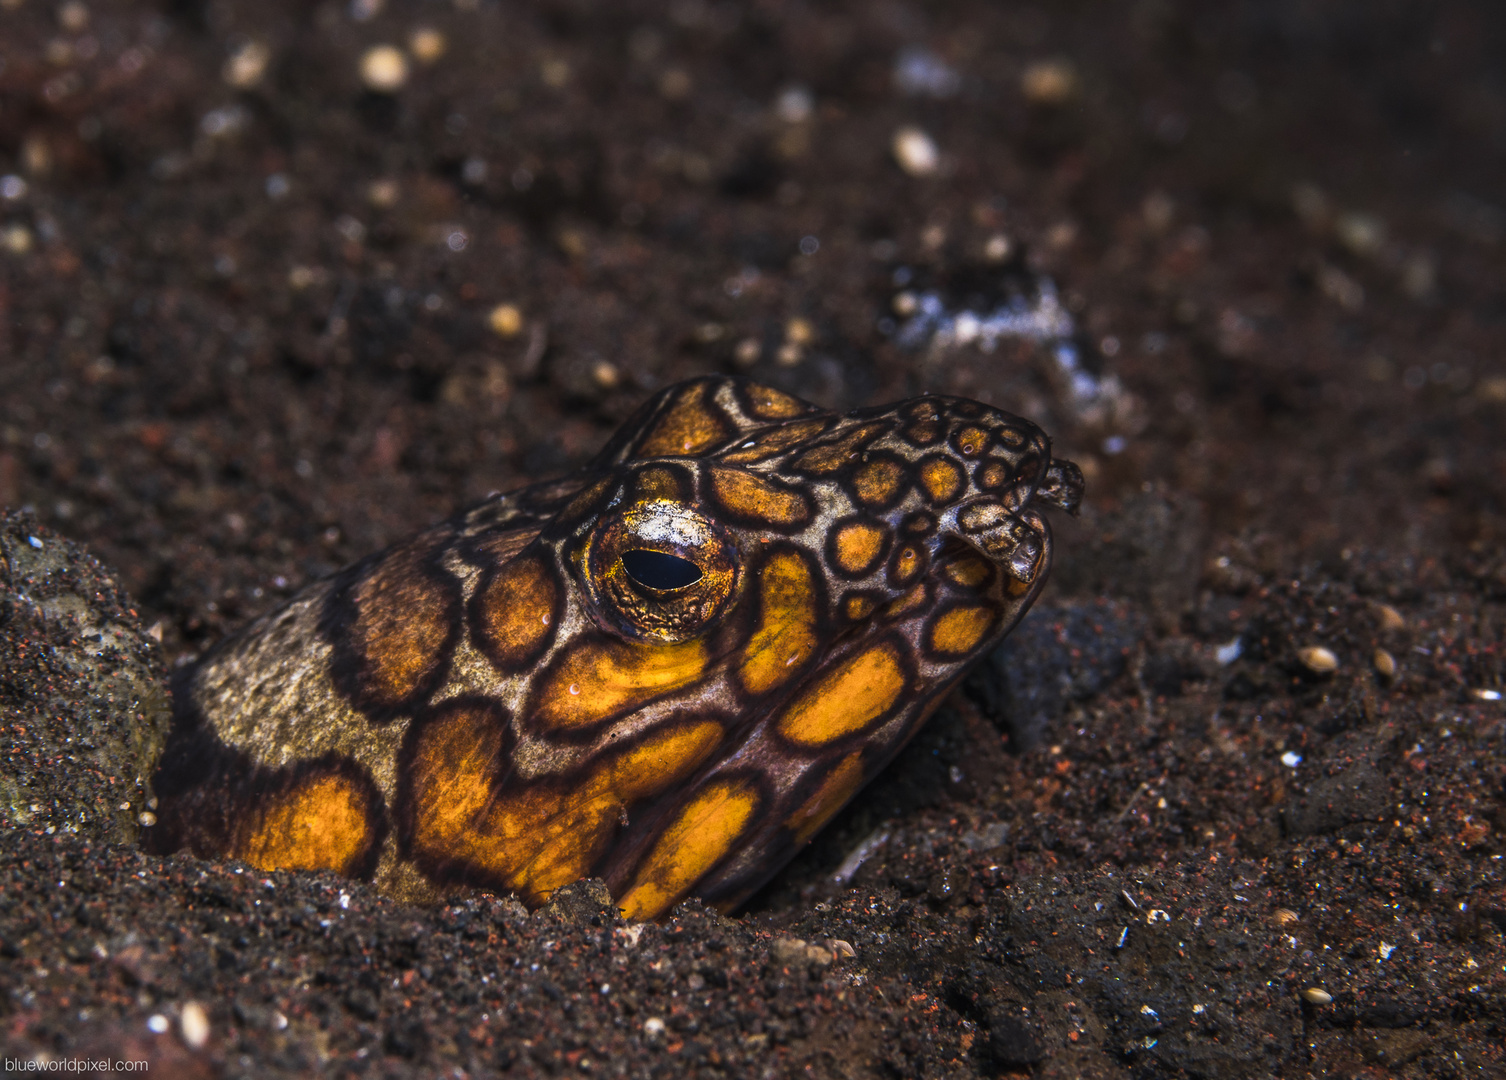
xmin=3 ymin=0 xmax=1505 ymax=1076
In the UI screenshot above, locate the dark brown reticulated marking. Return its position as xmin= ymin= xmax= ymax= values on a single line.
xmin=471 ymin=549 xmax=562 ymax=673
xmin=849 ymin=455 xmax=907 ymax=508
xmin=706 ymin=466 xmax=812 ymax=528
xmin=633 ymin=381 xmax=733 ymax=457
xmin=918 ymin=456 xmax=964 ymax=504
xmin=718 ymin=418 xmax=829 ymax=465
xmin=552 ymin=477 xmax=615 ymax=531
xmin=827 ymin=518 xmax=892 ymax=579
xmin=924 ymin=602 xmax=1001 ymax=658
xmin=325 ymin=533 xmax=461 ymax=719
xmin=738 ymin=381 xmax=814 ymax=420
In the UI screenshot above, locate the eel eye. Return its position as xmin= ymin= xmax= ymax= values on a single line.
xmin=586 ymin=499 xmax=739 ymax=643
xmin=620 ymin=549 xmax=703 ymax=592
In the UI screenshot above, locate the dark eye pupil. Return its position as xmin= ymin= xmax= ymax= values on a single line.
xmin=621 ymin=549 xmax=703 ymax=591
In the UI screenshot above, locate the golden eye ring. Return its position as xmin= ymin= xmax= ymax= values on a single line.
xmin=585 ymin=500 xmax=740 ymax=643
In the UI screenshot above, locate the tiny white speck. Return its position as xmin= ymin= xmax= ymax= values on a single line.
xmin=1281 ymin=751 xmax=1302 ymax=768
xmin=27 ymin=535 xmax=43 ymax=549
xmin=1215 ymin=639 xmax=1242 ymax=665
xmin=146 ymin=1014 xmax=169 ymax=1034
xmin=1379 ymin=941 xmax=1395 ymax=960
xmin=540 ymin=613 xmax=550 ymax=625
xmin=569 ymin=684 xmax=580 ymax=695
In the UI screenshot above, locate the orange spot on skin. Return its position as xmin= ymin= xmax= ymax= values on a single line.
xmin=708 ymin=467 xmax=811 ymax=527
xmin=919 ymin=457 xmax=963 ymax=504
xmin=777 ymin=642 xmax=907 ymax=747
xmin=617 ymin=777 xmax=760 ymax=920
xmin=851 ymin=457 xmax=906 ymax=507
xmin=737 ymin=550 xmax=819 ymax=695
xmin=786 ymin=751 xmax=866 ymax=844
xmin=635 ymin=384 xmax=732 ymax=457
xmin=407 ymin=705 xmax=724 ymax=906
xmin=889 ymin=544 xmax=926 ymax=586
xmin=742 ymin=383 xmax=811 ymax=420
xmin=842 ymin=593 xmax=878 ymax=621
xmin=883 ymin=582 xmax=930 ymax=619
xmin=474 ymin=552 xmax=559 ymax=671
xmin=236 ymin=775 xmax=374 ymax=876
xmin=926 ymin=605 xmax=998 ymax=657
xmin=351 ymin=536 xmax=456 ymax=709
xmin=954 ymin=425 xmax=989 ymax=456
xmin=535 ymin=638 xmax=708 ymax=729
xmin=631 ymin=467 xmax=689 ymax=501
xmin=977 ymin=461 xmax=1010 ymax=490
xmin=943 ymin=554 xmax=993 ymax=589
xmin=831 ymin=520 xmax=890 ymax=577
xmin=718 ymin=419 xmax=828 ymax=465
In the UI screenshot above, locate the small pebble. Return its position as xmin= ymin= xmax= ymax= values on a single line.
xmin=591 ymin=360 xmax=620 ymax=390
xmin=984 ymin=233 xmax=1011 ymax=261
xmin=488 ymin=303 xmax=523 ymax=338
xmin=733 ymin=337 xmax=761 ymax=367
xmin=1472 ymin=688 xmax=1502 ymax=702
xmin=138 ymin=811 xmax=156 ymax=827
xmin=770 ymin=937 xmax=807 ymax=965
xmin=1373 ymin=648 xmax=1396 ymax=680
xmin=360 ymin=45 xmax=409 ymax=93
xmin=180 ymin=1001 xmax=210 ymax=1049
xmin=1300 ymin=988 xmax=1333 ymax=1005
xmin=642 ymin=1017 xmax=666 ymax=1036
xmin=408 ymin=27 xmax=446 ymax=64
xmin=1376 ymin=604 xmax=1405 ymax=631
xmin=1272 ymin=908 xmax=1300 ymax=927
xmin=2 ymin=225 xmax=34 ymax=256
xmin=146 ymin=1014 xmax=169 ymax=1034
xmin=367 ymin=178 xmax=400 ymax=208
xmin=57 ymin=0 xmax=89 ymax=32
xmin=891 ymin=126 xmax=940 ymax=177
xmin=828 ymin=939 xmax=856 ymax=960
xmin=1020 ymin=58 xmax=1078 ymax=105
xmin=784 ymin=317 xmax=814 ymax=346
xmin=1298 ymin=646 xmax=1338 ymax=675
xmin=223 ymin=41 xmax=270 ymax=89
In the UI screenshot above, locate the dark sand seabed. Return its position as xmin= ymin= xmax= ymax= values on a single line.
xmin=2 ymin=0 xmax=1505 ymax=1075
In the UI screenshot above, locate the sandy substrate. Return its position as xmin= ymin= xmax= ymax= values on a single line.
xmin=2 ymin=0 xmax=1504 ymax=1076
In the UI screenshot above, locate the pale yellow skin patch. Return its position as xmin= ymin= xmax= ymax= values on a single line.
xmin=239 ymin=775 xmax=375 ymax=875
xmin=535 ymin=638 xmax=709 ymax=729
xmin=707 ymin=467 xmax=810 ymax=526
xmin=786 ymin=750 xmax=865 ymax=845
xmin=617 ymin=777 xmax=761 ymax=921
xmin=737 ymin=551 xmax=819 ymax=695
xmin=926 ymin=605 xmax=997 ymax=657
xmin=832 ymin=521 xmax=890 ymax=576
xmin=776 ymin=643 xmax=908 ymax=748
